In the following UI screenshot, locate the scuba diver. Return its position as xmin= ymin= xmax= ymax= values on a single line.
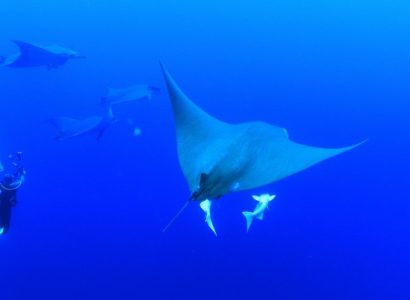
xmin=0 ymin=152 xmax=25 ymax=235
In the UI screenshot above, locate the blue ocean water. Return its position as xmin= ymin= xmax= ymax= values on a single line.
xmin=0 ymin=0 xmax=409 ymax=299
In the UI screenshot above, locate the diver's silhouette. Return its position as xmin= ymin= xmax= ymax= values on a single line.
xmin=0 ymin=152 xmax=25 ymax=235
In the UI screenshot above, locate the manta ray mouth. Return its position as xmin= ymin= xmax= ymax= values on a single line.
xmin=191 ymin=189 xmax=222 ymax=202
xmin=190 ymin=183 xmax=214 ymax=201
xmin=190 ymin=191 xmax=205 ymax=201
xmin=190 ymin=172 xmax=225 ymax=201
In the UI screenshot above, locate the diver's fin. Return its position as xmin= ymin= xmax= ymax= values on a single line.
xmin=162 ymin=201 xmax=190 ymax=233
xmin=242 ymin=211 xmax=254 ymax=232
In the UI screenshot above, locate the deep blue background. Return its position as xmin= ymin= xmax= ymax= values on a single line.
xmin=0 ymin=0 xmax=409 ymax=299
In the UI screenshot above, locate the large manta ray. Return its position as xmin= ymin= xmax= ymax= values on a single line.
xmin=0 ymin=40 xmax=85 ymax=69
xmin=160 ymin=64 xmax=363 ymax=235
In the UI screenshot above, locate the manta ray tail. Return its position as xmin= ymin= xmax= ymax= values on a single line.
xmin=242 ymin=212 xmax=254 ymax=232
xmin=162 ymin=201 xmax=191 ymax=233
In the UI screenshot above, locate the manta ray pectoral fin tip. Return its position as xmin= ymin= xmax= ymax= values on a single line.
xmin=159 ymin=62 xmax=178 ymax=89
xmin=320 ymin=139 xmax=367 ymax=161
xmin=337 ymin=139 xmax=368 ymax=155
xmin=358 ymin=139 xmax=369 ymax=147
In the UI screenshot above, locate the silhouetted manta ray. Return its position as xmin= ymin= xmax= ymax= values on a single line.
xmin=0 ymin=40 xmax=85 ymax=69
xmin=48 ymin=104 xmax=116 ymax=140
xmin=160 ymin=63 xmax=364 ymax=235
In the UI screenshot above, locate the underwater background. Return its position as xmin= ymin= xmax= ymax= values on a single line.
xmin=0 ymin=0 xmax=409 ymax=299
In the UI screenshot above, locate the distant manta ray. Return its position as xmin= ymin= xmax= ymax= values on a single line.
xmin=160 ymin=63 xmax=364 ymax=235
xmin=101 ymin=84 xmax=160 ymax=106
xmin=0 ymin=40 xmax=85 ymax=69
xmin=48 ymin=104 xmax=117 ymax=140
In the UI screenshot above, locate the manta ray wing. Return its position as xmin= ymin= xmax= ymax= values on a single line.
xmin=48 ymin=116 xmax=102 ymax=140
xmin=8 ymin=40 xmax=55 ymax=67
xmin=233 ymin=122 xmax=363 ymax=191
xmin=160 ymin=63 xmax=239 ymax=192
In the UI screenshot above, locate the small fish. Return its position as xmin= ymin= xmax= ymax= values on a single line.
xmin=242 ymin=194 xmax=276 ymax=232
xmin=200 ymin=199 xmax=217 ymax=236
